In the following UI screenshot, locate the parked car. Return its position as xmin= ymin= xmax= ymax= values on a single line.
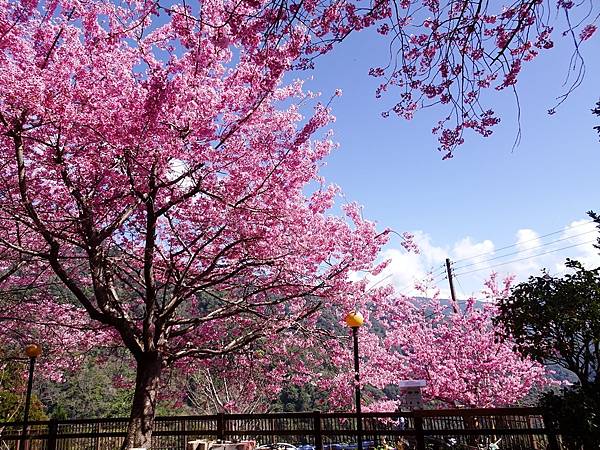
xmin=295 ymin=444 xmax=315 ymax=450
xmin=323 ymin=441 xmax=376 ymax=450
xmin=256 ymin=443 xmax=297 ymax=450
xmin=322 ymin=444 xmax=344 ymax=450
xmin=343 ymin=441 xmax=376 ymax=450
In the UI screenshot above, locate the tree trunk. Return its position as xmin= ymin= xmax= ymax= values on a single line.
xmin=121 ymin=353 xmax=163 ymax=450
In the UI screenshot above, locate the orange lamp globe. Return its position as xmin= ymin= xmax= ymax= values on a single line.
xmin=344 ymin=311 xmax=364 ymax=328
xmin=24 ymin=343 xmax=42 ymax=358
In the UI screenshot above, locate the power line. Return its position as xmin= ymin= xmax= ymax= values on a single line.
xmin=367 ymin=264 xmax=446 ymax=294
xmin=453 ymin=228 xmax=597 ymax=271
xmin=431 ymin=266 xmax=447 ymax=279
xmin=454 ymin=274 xmax=467 ymax=299
xmin=396 ymin=271 xmax=448 ymax=297
xmin=366 ymin=272 xmax=395 ymax=292
xmin=452 ymin=219 xmax=595 ymax=265
xmin=453 ymin=239 xmax=597 ymax=277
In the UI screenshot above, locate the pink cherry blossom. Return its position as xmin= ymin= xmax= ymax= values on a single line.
xmin=580 ymin=24 xmax=597 ymax=41
xmin=0 ymin=0 xmax=587 ymax=445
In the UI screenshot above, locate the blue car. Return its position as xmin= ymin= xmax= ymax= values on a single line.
xmin=296 ymin=445 xmax=315 ymax=450
xmin=323 ymin=441 xmax=375 ymax=450
xmin=323 ymin=444 xmax=344 ymax=450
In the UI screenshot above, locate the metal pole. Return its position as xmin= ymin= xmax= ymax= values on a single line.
xmin=352 ymin=327 xmax=363 ymax=450
xmin=20 ymin=356 xmax=36 ymax=450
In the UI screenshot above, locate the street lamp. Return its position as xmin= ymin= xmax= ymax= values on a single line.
xmin=21 ymin=343 xmax=42 ymax=450
xmin=344 ymin=311 xmax=364 ymax=450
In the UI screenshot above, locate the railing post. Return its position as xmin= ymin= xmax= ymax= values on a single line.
xmin=217 ymin=413 xmax=225 ymax=442
xmin=542 ymin=412 xmax=561 ymax=450
xmin=313 ymin=411 xmax=323 ymax=450
xmin=47 ymin=419 xmax=58 ymax=450
xmin=94 ymin=421 xmax=101 ymax=450
xmin=182 ymin=418 xmax=187 ymax=450
xmin=413 ymin=415 xmax=425 ymax=450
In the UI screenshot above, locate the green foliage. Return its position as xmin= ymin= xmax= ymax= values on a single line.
xmin=588 ymin=210 xmax=600 ymax=249
xmin=0 ymin=358 xmax=47 ymax=422
xmin=540 ymin=384 xmax=600 ymax=450
xmin=0 ymin=389 xmax=47 ymax=422
xmin=39 ymin=354 xmax=135 ymax=419
xmin=498 ymin=253 xmax=600 ymax=448
xmin=273 ymin=384 xmax=325 ymax=412
xmin=496 ymin=259 xmax=600 ymax=388
xmin=39 ymin=352 xmax=186 ymax=419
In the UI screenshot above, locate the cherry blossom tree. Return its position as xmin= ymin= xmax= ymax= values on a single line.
xmin=147 ymin=0 xmax=597 ymax=156
xmin=181 ymin=333 xmax=330 ymax=414
xmin=0 ymin=0 xmax=391 ymax=447
xmin=0 ymin=0 xmax=590 ymax=445
xmin=306 ymin=280 xmax=550 ymax=410
xmin=0 ymin=294 xmax=116 ymax=382
xmin=369 ymin=276 xmax=550 ymax=408
xmin=221 ymin=281 xmax=551 ymax=412
xmin=151 ymin=0 xmax=597 ymax=156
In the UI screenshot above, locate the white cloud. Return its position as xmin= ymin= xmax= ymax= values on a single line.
xmin=369 ymin=218 xmax=599 ymax=300
xmin=453 ymin=237 xmax=495 ymax=261
xmin=515 ymin=229 xmax=541 ymax=252
xmin=554 ymin=220 xmax=600 ymax=271
xmin=366 ymin=231 xmax=447 ymax=297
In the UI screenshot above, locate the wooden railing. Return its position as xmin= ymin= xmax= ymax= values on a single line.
xmin=0 ymin=407 xmax=562 ymax=450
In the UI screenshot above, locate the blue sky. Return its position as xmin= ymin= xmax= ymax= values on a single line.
xmin=301 ymin=27 xmax=600 ymax=298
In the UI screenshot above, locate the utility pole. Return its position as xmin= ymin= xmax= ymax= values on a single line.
xmin=445 ymin=258 xmax=459 ymax=312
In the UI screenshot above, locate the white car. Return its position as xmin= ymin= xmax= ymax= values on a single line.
xmin=256 ymin=443 xmax=297 ymax=450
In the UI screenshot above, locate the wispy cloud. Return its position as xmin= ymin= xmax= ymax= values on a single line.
xmin=369 ymin=218 xmax=599 ymax=299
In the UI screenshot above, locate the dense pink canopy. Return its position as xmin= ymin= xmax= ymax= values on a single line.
xmin=0 ymin=0 xmax=388 ymax=362
xmin=310 ymin=279 xmax=550 ymax=410
xmin=0 ymin=3 xmax=388 ymax=443
xmin=0 ymin=0 xmax=566 ymax=443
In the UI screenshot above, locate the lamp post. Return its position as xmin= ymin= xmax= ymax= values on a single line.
xmin=21 ymin=343 xmax=42 ymax=450
xmin=344 ymin=311 xmax=364 ymax=450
